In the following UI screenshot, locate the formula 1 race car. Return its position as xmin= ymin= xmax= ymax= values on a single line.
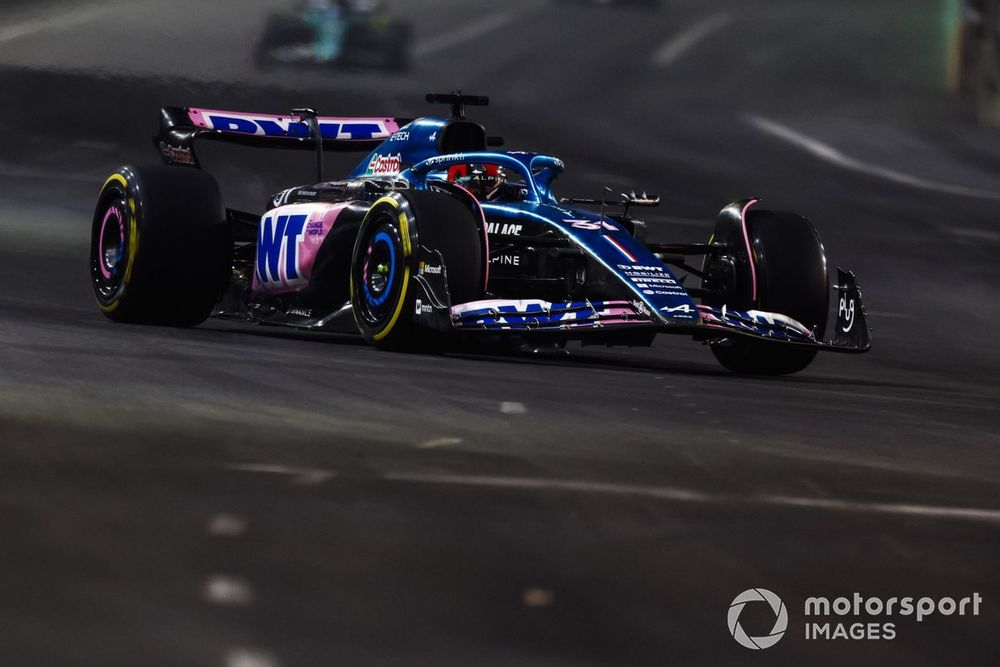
xmin=90 ymin=93 xmax=870 ymax=375
xmin=254 ymin=0 xmax=412 ymax=71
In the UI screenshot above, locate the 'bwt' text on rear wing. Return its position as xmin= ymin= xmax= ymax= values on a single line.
xmin=153 ymin=106 xmax=406 ymax=169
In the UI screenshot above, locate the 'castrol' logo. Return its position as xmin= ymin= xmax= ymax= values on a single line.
xmin=367 ymin=153 xmax=402 ymax=175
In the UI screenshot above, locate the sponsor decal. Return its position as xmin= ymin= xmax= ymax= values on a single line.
xmin=196 ymin=111 xmax=395 ymax=141
xmin=159 ymin=142 xmax=195 ymax=165
xmin=632 ymin=277 xmax=677 ymax=285
xmin=838 ymin=295 xmax=856 ymax=332
xmin=414 ymin=299 xmax=432 ymax=315
xmin=491 ymin=254 xmax=520 ymax=266
xmin=389 ymin=130 xmax=410 ymax=142
xmin=618 ymin=264 xmax=663 ymax=272
xmin=661 ymin=304 xmax=695 ymax=314
xmin=452 ymin=299 xmax=650 ymax=328
xmin=286 ymin=307 xmax=312 ymax=318
xmin=700 ymin=306 xmax=813 ymax=338
xmin=255 ymin=213 xmax=309 ymax=289
xmin=367 ymin=153 xmax=402 ymax=176
xmin=305 ymin=221 xmax=325 ymax=236
xmin=418 ymin=261 xmax=442 ymax=275
xmin=486 ymin=222 xmax=523 ymax=235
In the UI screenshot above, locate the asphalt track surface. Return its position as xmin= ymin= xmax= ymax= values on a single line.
xmin=1 ymin=0 xmax=999 ymax=664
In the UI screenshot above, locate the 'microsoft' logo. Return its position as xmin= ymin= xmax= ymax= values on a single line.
xmin=728 ymin=588 xmax=788 ymax=650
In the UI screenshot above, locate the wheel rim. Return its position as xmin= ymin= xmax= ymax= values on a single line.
xmin=91 ymin=190 xmax=131 ymax=303
xmin=355 ymin=212 xmax=404 ymax=328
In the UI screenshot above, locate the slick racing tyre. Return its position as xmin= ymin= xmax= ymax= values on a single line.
xmin=703 ymin=200 xmax=828 ymax=376
xmin=90 ymin=165 xmax=231 ymax=326
xmin=350 ymin=190 xmax=482 ymax=350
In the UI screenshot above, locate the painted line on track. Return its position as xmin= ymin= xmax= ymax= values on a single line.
xmin=204 ymin=575 xmax=254 ymax=606
xmin=651 ymin=12 xmax=735 ymax=67
xmin=746 ymin=114 xmax=1000 ymax=202
xmin=225 ymin=463 xmax=334 ymax=486
xmin=207 ymin=513 xmax=247 ymax=537
xmin=0 ymin=3 xmax=114 ymax=44
xmin=225 ymin=648 xmax=279 ymax=667
xmin=381 ymin=471 xmax=1000 ymax=525
xmin=500 ymin=401 xmax=527 ymax=414
xmin=414 ymin=10 xmax=524 ymax=57
xmin=417 ymin=437 xmax=464 ymax=449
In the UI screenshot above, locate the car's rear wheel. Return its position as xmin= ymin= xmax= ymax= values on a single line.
xmin=703 ymin=199 xmax=828 ymax=375
xmin=350 ymin=190 xmax=482 ymax=350
xmin=90 ymin=165 xmax=231 ymax=326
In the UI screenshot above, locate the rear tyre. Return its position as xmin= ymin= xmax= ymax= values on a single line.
xmin=703 ymin=200 xmax=828 ymax=376
xmin=350 ymin=191 xmax=482 ymax=350
xmin=90 ymin=166 xmax=231 ymax=326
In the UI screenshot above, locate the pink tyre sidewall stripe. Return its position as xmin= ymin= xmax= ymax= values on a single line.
xmin=740 ymin=199 xmax=759 ymax=304
xmin=98 ymin=205 xmax=123 ymax=280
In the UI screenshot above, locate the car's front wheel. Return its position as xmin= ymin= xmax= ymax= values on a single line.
xmin=702 ymin=199 xmax=828 ymax=375
xmin=350 ymin=190 xmax=483 ymax=350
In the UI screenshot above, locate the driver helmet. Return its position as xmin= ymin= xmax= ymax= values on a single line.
xmin=447 ymin=163 xmax=506 ymax=201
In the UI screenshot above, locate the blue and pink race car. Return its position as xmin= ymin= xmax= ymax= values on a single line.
xmin=90 ymin=93 xmax=870 ymax=375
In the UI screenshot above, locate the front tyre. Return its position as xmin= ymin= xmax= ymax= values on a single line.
xmin=90 ymin=166 xmax=231 ymax=326
xmin=350 ymin=190 xmax=482 ymax=350
xmin=703 ymin=200 xmax=828 ymax=376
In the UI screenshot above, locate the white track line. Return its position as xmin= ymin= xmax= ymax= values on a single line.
xmin=207 ymin=513 xmax=247 ymax=537
xmin=204 ymin=575 xmax=254 ymax=606
xmin=225 ymin=648 xmax=279 ymax=667
xmin=225 ymin=463 xmax=334 ymax=486
xmin=381 ymin=471 xmax=1000 ymax=525
xmin=414 ymin=11 xmax=522 ymax=57
xmin=500 ymin=401 xmax=527 ymax=414
xmin=747 ymin=114 xmax=1000 ymax=201
xmin=652 ymin=12 xmax=734 ymax=67
xmin=417 ymin=437 xmax=464 ymax=450
xmin=0 ymin=4 xmax=113 ymax=44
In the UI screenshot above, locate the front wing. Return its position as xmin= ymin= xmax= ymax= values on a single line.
xmin=447 ymin=269 xmax=871 ymax=353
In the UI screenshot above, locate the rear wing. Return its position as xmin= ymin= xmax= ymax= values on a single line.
xmin=153 ymin=106 xmax=405 ymax=168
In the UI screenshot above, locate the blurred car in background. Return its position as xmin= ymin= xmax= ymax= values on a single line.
xmin=254 ymin=0 xmax=412 ymax=71
xmin=950 ymin=0 xmax=1000 ymax=125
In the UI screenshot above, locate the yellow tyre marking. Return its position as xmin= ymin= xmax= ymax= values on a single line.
xmin=372 ymin=266 xmax=411 ymax=342
xmin=102 ymin=173 xmax=128 ymax=192
xmin=369 ymin=194 xmax=411 ymax=257
xmin=123 ymin=197 xmax=138 ymax=285
xmin=362 ymin=194 xmax=413 ymax=341
xmin=398 ymin=212 xmax=411 ymax=257
xmin=372 ymin=195 xmax=400 ymax=210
